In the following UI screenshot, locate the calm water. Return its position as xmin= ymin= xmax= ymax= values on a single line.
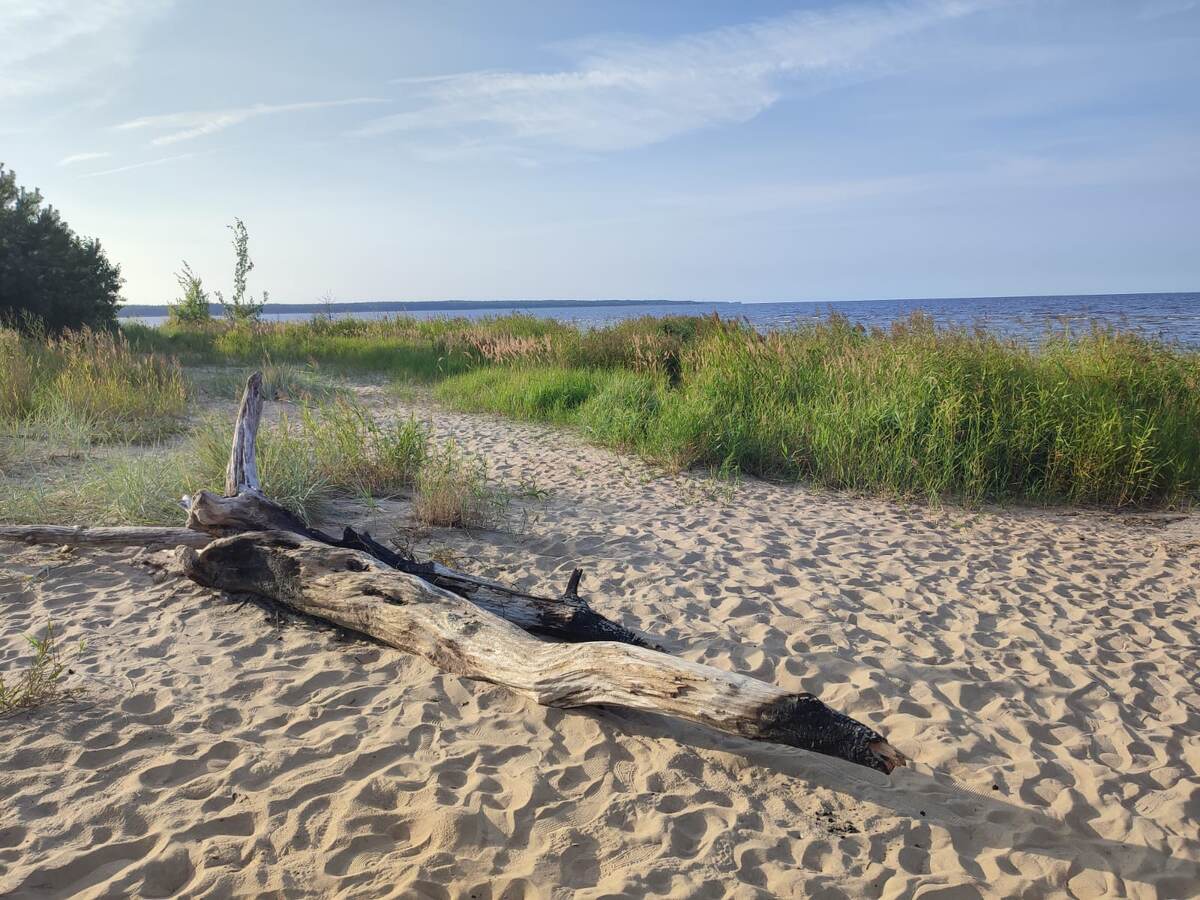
xmin=124 ymin=292 xmax=1200 ymax=345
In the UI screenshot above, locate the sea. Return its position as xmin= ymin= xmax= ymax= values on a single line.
xmin=121 ymin=292 xmax=1200 ymax=346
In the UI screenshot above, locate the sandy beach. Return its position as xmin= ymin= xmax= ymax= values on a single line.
xmin=2 ymin=397 xmax=1198 ymax=898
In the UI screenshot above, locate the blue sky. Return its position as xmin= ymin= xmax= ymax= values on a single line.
xmin=2 ymin=0 xmax=1197 ymax=305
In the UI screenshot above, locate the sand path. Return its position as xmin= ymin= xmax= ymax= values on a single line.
xmin=1 ymin=394 xmax=1198 ymax=898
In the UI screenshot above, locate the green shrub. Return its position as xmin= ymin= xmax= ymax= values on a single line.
xmin=215 ymin=218 xmax=267 ymax=324
xmin=168 ymin=261 xmax=213 ymax=325
xmin=0 ymin=163 xmax=123 ymax=333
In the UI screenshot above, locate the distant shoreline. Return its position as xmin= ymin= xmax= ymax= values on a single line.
xmin=117 ymin=298 xmax=727 ymax=318
xmin=115 ymin=292 xmax=1193 ymax=319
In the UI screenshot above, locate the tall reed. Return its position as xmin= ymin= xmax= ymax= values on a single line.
xmin=114 ymin=311 xmax=1200 ymax=507
xmin=437 ymin=315 xmax=1200 ymax=507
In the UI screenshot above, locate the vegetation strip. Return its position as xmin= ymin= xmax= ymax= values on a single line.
xmin=121 ymin=312 xmax=1200 ymax=507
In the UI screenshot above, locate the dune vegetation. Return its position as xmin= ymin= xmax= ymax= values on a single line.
xmin=0 ymin=325 xmax=505 ymax=527
xmin=126 ymin=312 xmax=1200 ymax=507
xmin=3 ymin=312 xmax=1199 ymax=512
xmin=0 ymin=326 xmax=187 ymax=445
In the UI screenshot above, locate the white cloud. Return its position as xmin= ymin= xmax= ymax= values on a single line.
xmin=79 ymin=152 xmax=195 ymax=179
xmin=0 ymin=0 xmax=173 ymax=100
xmin=114 ymin=98 xmax=388 ymax=146
xmin=358 ymin=0 xmax=997 ymax=153
xmin=58 ymin=151 xmax=111 ymax=166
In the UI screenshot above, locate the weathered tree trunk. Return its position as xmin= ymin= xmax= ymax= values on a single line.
xmin=180 ymin=531 xmax=906 ymax=774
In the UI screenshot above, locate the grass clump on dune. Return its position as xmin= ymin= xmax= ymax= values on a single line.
xmin=413 ymin=440 xmax=508 ymax=529
xmin=0 ymin=452 xmax=196 ymax=526
xmin=0 ymin=327 xmax=187 ymax=445
xmin=190 ymin=399 xmax=430 ymax=521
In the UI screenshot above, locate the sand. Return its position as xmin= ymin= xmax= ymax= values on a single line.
xmin=1 ymin=396 xmax=1199 ymax=898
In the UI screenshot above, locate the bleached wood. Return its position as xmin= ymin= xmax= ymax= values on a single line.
xmin=225 ymin=370 xmax=263 ymax=496
xmin=178 ymin=373 xmax=654 ymax=647
xmin=179 ymin=532 xmax=906 ymax=774
xmin=0 ymin=525 xmax=211 ymax=550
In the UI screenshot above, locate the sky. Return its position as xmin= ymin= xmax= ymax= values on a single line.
xmin=1 ymin=0 xmax=1198 ymax=305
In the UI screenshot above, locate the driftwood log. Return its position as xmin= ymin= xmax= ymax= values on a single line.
xmin=181 ymin=531 xmax=906 ymax=773
xmin=3 ymin=371 xmax=906 ymax=774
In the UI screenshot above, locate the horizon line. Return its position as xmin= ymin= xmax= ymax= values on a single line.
xmin=116 ymin=290 xmax=1200 ymax=314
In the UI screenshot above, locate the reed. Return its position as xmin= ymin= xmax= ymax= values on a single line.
xmin=92 ymin=311 xmax=1200 ymax=507
xmin=438 ymin=315 xmax=1200 ymax=507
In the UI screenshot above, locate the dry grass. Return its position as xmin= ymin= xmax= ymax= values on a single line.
xmin=413 ymin=440 xmax=508 ymax=529
xmin=0 ymin=327 xmax=187 ymax=444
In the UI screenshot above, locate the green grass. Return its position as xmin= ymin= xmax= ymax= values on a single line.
xmin=64 ymin=311 xmax=1200 ymax=508
xmin=0 ymin=621 xmax=83 ymax=718
xmin=0 ymin=397 xmax=496 ymax=529
xmin=187 ymin=360 xmax=346 ymax=403
xmin=440 ymin=316 xmax=1200 ymax=507
xmin=436 ymin=366 xmax=618 ymax=423
xmin=1 ymin=327 xmax=187 ymax=444
xmin=413 ymin=439 xmax=509 ymax=529
xmin=189 ymin=399 xmax=431 ymax=521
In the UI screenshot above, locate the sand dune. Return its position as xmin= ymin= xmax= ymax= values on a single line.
xmin=2 ymin=398 xmax=1198 ymax=897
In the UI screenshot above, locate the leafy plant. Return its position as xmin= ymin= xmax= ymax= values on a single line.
xmin=215 ymin=218 xmax=267 ymax=324
xmin=168 ymin=261 xmax=212 ymax=325
xmin=0 ymin=621 xmax=84 ymax=716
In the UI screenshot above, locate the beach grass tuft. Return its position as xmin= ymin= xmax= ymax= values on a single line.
xmin=1 ymin=327 xmax=187 ymax=445
xmin=0 ymin=622 xmax=83 ymax=718
xmin=413 ymin=440 xmax=509 ymax=529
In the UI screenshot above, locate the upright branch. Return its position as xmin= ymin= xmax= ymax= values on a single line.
xmin=225 ymin=369 xmax=263 ymax=496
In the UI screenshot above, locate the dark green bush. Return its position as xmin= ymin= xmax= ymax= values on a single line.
xmin=0 ymin=163 xmax=123 ymax=333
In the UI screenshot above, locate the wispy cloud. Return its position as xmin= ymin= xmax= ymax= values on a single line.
xmin=114 ymin=98 xmax=388 ymax=145
xmin=0 ymin=0 xmax=173 ymax=100
xmin=79 ymin=152 xmax=196 ymax=179
xmin=58 ymin=151 xmax=110 ymax=166
xmin=358 ymin=0 xmax=996 ymax=153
